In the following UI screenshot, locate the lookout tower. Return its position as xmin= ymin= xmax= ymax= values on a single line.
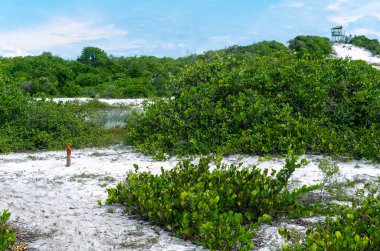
xmin=331 ymin=26 xmax=345 ymax=43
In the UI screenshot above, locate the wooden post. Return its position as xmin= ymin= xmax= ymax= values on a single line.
xmin=66 ymin=145 xmax=72 ymax=167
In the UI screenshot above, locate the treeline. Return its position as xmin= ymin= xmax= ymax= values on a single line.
xmin=0 ymin=36 xmax=335 ymax=98
xmin=1 ymin=35 xmax=378 ymax=99
xmin=0 ymin=47 xmax=188 ymax=98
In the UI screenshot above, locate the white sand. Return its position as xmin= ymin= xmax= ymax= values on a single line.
xmin=35 ymin=98 xmax=146 ymax=107
xmin=1 ymin=146 xmax=379 ymax=250
xmin=333 ymin=44 xmax=380 ymax=66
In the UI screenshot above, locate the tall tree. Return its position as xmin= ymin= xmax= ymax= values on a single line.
xmin=77 ymin=46 xmax=109 ymax=67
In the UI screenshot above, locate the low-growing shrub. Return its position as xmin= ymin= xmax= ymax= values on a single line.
xmin=282 ymin=181 xmax=380 ymax=251
xmin=0 ymin=209 xmax=16 ymax=251
xmin=283 ymin=195 xmax=380 ymax=251
xmin=107 ymin=156 xmax=321 ymax=250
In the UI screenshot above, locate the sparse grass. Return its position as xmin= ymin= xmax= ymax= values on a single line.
xmin=98 ymin=176 xmax=116 ymax=187
xmin=106 ymin=208 xmax=116 ymax=213
xmin=26 ymin=155 xmax=45 ymax=161
xmin=68 ymin=173 xmax=101 ymax=182
xmin=89 ymin=151 xmax=103 ymax=157
xmin=99 ymin=176 xmax=115 ymax=182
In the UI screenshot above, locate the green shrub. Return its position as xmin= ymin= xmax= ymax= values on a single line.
xmin=0 ymin=209 xmax=16 ymax=251
xmin=283 ymin=194 xmax=380 ymax=250
xmin=288 ymin=35 xmax=332 ymax=58
xmin=0 ymin=80 xmax=105 ymax=152
xmin=124 ymin=52 xmax=380 ymax=161
xmin=107 ymin=156 xmax=321 ymax=250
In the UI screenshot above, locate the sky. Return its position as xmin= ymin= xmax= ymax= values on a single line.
xmin=0 ymin=0 xmax=379 ymax=59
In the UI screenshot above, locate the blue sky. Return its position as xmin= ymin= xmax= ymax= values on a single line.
xmin=0 ymin=0 xmax=379 ymax=58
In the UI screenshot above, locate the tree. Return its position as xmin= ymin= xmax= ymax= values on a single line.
xmin=0 ymin=78 xmax=29 ymax=123
xmin=77 ymin=46 xmax=109 ymax=67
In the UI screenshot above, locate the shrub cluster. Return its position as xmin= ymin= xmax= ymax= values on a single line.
xmin=283 ymin=185 xmax=380 ymax=250
xmin=125 ymin=52 xmax=380 ymax=160
xmin=107 ymin=156 xmax=320 ymax=250
xmin=288 ymin=35 xmax=332 ymax=58
xmin=0 ymin=79 xmax=105 ymax=152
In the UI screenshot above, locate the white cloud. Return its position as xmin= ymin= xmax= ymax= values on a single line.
xmin=327 ymin=1 xmax=380 ymax=25
xmin=0 ymin=18 xmax=128 ymax=57
xmin=0 ymin=42 xmax=28 ymax=57
xmin=350 ymin=28 xmax=380 ymax=37
xmin=326 ymin=0 xmax=350 ymax=11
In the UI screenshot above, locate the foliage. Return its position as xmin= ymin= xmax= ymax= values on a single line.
xmin=318 ymin=159 xmax=340 ymax=202
xmin=124 ymin=51 xmax=380 ymax=161
xmin=288 ymin=35 xmax=332 ymax=58
xmin=77 ymin=46 xmax=110 ymax=67
xmin=107 ymin=156 xmax=321 ymax=250
xmin=0 ymin=80 xmax=105 ymax=152
xmin=210 ymin=40 xmax=288 ymax=59
xmin=350 ymin=35 xmax=380 ymax=56
xmin=0 ymin=41 xmax=288 ymax=98
xmin=0 ymin=209 xmax=16 ymax=251
xmin=0 ymin=78 xmax=29 ymax=124
xmin=283 ymin=184 xmax=380 ymax=251
xmin=0 ymin=47 xmax=185 ymax=98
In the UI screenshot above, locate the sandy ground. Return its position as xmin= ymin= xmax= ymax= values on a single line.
xmin=1 ymin=145 xmax=379 ymax=250
xmin=34 ymin=98 xmax=147 ymax=107
xmin=333 ymin=43 xmax=380 ymax=66
xmin=0 ymin=146 xmax=204 ymax=251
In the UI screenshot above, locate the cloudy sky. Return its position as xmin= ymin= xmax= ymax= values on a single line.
xmin=0 ymin=0 xmax=379 ymax=58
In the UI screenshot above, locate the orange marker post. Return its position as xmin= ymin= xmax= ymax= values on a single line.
xmin=66 ymin=145 xmax=72 ymax=167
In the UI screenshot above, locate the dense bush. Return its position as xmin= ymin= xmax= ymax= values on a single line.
xmin=124 ymin=52 xmax=380 ymax=160
xmin=350 ymin=35 xmax=380 ymax=56
xmin=288 ymin=36 xmax=332 ymax=58
xmin=0 ymin=80 xmax=105 ymax=152
xmin=107 ymin=156 xmax=320 ymax=250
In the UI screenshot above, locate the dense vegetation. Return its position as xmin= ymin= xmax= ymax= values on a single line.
xmin=124 ymin=49 xmax=380 ymax=161
xmin=0 ymin=47 xmax=186 ymax=98
xmin=0 ymin=78 xmax=105 ymax=152
xmin=288 ymin=35 xmax=332 ymax=58
xmin=350 ymin=35 xmax=380 ymax=56
xmin=107 ymin=156 xmax=321 ymax=250
xmin=0 ymin=41 xmax=290 ymax=99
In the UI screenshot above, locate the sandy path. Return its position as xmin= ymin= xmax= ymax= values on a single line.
xmin=0 ymin=146 xmax=202 ymax=251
